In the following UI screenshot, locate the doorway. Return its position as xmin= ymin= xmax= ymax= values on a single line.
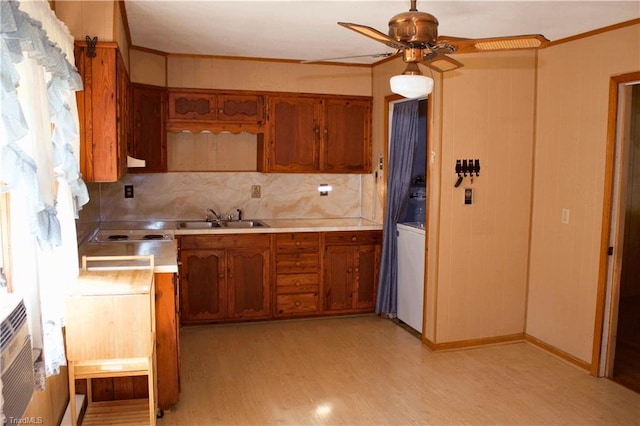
xmin=598 ymin=73 xmax=640 ymax=393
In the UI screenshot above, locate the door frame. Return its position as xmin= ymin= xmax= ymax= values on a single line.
xmin=383 ymin=95 xmax=433 ymax=336
xmin=592 ymin=71 xmax=640 ymax=376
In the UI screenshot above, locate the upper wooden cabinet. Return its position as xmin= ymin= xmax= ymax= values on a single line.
xmin=324 ymin=98 xmax=372 ymax=173
xmin=130 ymin=83 xmax=167 ymax=173
xmin=75 ymin=42 xmax=130 ymax=182
xmin=260 ymin=94 xmax=372 ymax=173
xmin=263 ymin=96 xmax=321 ymax=172
xmin=167 ymin=89 xmax=265 ymax=133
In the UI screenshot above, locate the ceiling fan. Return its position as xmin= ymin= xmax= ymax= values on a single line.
xmin=335 ymin=0 xmax=550 ymax=74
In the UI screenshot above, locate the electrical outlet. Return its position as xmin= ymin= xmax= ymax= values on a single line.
xmin=124 ymin=185 xmax=134 ymax=198
xmin=561 ymin=208 xmax=570 ymax=224
xmin=251 ymin=185 xmax=261 ymax=198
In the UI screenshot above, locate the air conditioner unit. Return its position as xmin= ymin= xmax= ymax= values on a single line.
xmin=1 ymin=294 xmax=34 ymax=423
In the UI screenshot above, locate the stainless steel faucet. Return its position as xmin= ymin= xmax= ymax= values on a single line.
xmin=207 ymin=208 xmax=222 ymax=223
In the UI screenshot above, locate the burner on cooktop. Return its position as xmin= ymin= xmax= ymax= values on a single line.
xmin=107 ymin=235 xmax=129 ymax=241
xmin=142 ymin=234 xmax=165 ymax=240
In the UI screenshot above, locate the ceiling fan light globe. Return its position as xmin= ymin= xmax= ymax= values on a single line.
xmin=390 ymin=74 xmax=434 ymax=98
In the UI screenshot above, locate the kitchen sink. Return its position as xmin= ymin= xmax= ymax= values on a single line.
xmin=177 ymin=220 xmax=268 ymax=229
xmin=223 ymin=220 xmax=268 ymax=228
xmin=177 ymin=221 xmax=223 ymax=229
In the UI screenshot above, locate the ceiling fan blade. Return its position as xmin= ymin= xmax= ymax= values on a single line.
xmin=301 ymin=52 xmax=396 ymax=64
xmin=338 ymin=22 xmax=410 ymax=50
xmin=423 ymin=53 xmax=464 ymax=73
xmin=438 ymin=34 xmax=550 ymax=54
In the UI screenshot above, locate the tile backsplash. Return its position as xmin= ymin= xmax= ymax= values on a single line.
xmin=84 ymin=172 xmax=373 ymax=223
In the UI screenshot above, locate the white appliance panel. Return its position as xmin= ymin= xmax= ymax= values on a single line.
xmin=397 ymin=223 xmax=425 ymax=333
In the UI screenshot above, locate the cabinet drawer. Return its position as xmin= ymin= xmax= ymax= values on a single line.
xmin=180 ymin=234 xmax=270 ymax=250
xmin=276 ymin=233 xmax=319 ymax=253
xmin=276 ymin=293 xmax=318 ymax=315
xmin=276 ymin=253 xmax=319 ymax=274
xmin=276 ymin=273 xmax=318 ymax=294
xmin=323 ymin=231 xmax=382 ymax=245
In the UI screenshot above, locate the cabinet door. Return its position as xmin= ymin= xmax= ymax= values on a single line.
xmin=75 ymin=45 xmax=126 ymax=182
xmin=169 ymin=92 xmax=217 ymax=121
xmin=227 ymin=248 xmax=270 ymax=319
xmin=217 ymin=94 xmax=264 ymax=123
xmin=353 ymin=244 xmax=380 ymax=310
xmin=131 ymin=84 xmax=167 ymax=172
xmin=323 ymin=98 xmax=372 ymax=173
xmin=180 ymin=249 xmax=227 ymax=323
xmin=268 ymin=96 xmax=321 ymax=171
xmin=323 ymin=245 xmax=354 ymax=312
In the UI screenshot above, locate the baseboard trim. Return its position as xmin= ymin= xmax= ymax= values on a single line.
xmin=420 ymin=332 xmax=592 ymax=372
xmin=422 ymin=333 xmax=525 ymax=352
xmin=524 ymin=334 xmax=591 ymax=372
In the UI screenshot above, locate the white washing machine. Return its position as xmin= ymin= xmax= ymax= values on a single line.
xmin=397 ymin=222 xmax=425 ymax=333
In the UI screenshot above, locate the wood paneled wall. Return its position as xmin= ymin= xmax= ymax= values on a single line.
xmin=22 ymin=367 xmax=69 ymax=425
xmin=130 ymin=48 xmax=166 ymax=86
xmin=166 ymin=56 xmax=371 ymax=96
xmin=527 ymin=23 xmax=640 ymax=364
xmin=436 ymin=51 xmax=536 ymax=343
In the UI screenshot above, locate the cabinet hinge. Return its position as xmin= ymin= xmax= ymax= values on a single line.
xmin=608 ymin=246 xmax=614 ymax=256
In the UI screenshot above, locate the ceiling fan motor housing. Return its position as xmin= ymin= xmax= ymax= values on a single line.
xmin=388 ymin=10 xmax=439 ymax=48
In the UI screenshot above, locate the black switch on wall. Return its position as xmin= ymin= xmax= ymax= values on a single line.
xmin=464 ymin=188 xmax=473 ymax=205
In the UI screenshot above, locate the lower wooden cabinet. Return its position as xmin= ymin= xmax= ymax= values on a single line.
xmin=322 ymin=231 xmax=382 ymax=313
xmin=275 ymin=233 xmax=320 ymax=317
xmin=179 ymin=234 xmax=271 ymax=324
xmin=177 ymin=230 xmax=382 ymax=324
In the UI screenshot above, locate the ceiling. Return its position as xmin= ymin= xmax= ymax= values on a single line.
xmin=124 ymin=1 xmax=640 ymax=64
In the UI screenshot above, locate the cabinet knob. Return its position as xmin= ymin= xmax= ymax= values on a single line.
xmin=295 ymin=301 xmax=301 ymax=307
xmin=295 ymin=241 xmax=301 ymax=246
xmin=295 ymin=261 xmax=301 ymax=266
xmin=351 ymin=236 xmax=357 ymax=242
xmin=295 ymin=281 xmax=300 ymax=286
xmin=218 ymin=273 xmax=225 ymax=279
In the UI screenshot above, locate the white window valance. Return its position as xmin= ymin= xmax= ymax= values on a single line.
xmin=1 ymin=0 xmax=87 ymax=247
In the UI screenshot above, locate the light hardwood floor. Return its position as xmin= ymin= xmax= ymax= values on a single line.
xmin=159 ymin=315 xmax=640 ymax=425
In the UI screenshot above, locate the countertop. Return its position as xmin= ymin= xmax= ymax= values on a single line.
xmin=78 ymin=218 xmax=383 ymax=274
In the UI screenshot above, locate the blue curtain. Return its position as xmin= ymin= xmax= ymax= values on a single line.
xmin=376 ymin=99 xmax=421 ymax=315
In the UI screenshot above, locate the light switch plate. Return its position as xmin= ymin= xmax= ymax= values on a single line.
xmin=464 ymin=187 xmax=473 ymax=205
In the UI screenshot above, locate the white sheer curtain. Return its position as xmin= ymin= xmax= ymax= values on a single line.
xmin=0 ymin=0 xmax=88 ymax=388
